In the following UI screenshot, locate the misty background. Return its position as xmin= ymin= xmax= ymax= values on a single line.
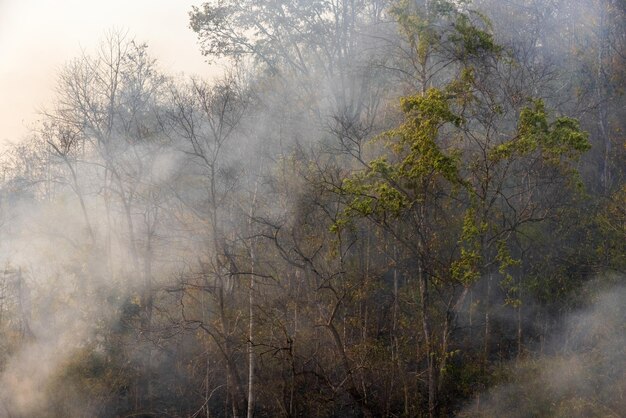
xmin=0 ymin=0 xmax=624 ymax=417
xmin=0 ymin=0 xmax=211 ymax=144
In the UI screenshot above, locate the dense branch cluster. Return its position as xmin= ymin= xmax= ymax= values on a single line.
xmin=0 ymin=1 xmax=624 ymax=417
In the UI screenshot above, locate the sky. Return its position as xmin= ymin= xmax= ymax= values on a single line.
xmin=0 ymin=0 xmax=215 ymax=146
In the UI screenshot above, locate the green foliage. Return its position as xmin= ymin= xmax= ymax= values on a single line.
xmin=451 ymin=206 xmax=484 ymax=285
xmin=391 ymin=0 xmax=500 ymax=69
xmin=393 ymin=89 xmax=463 ymax=182
xmin=450 ymin=12 xmax=501 ymax=59
xmin=496 ymin=241 xmax=522 ymax=307
xmin=335 ymin=87 xmax=464 ymax=233
xmin=390 ymin=0 xmax=439 ymax=63
xmin=491 ymin=100 xmax=590 ymax=162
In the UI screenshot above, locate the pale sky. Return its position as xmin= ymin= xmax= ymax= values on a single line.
xmin=0 ymin=0 xmax=216 ymax=145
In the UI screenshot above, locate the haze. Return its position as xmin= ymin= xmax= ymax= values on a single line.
xmin=0 ymin=0 xmax=211 ymax=145
xmin=0 ymin=1 xmax=623 ymax=416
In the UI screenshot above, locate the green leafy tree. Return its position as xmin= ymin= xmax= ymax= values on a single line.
xmin=335 ymin=60 xmax=589 ymax=417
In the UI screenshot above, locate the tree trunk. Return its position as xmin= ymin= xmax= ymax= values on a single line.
xmin=246 ymin=255 xmax=255 ymax=418
xmin=418 ymin=261 xmax=437 ymax=418
xmin=483 ymin=273 xmax=492 ymax=364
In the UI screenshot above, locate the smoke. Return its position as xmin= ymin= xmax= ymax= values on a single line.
xmin=458 ymin=283 xmax=626 ymax=418
xmin=0 ymin=31 xmax=256 ymax=414
xmin=0 ymin=180 xmax=125 ymax=416
xmin=0 ymin=1 xmax=622 ymax=416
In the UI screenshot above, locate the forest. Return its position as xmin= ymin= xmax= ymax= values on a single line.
xmin=0 ymin=0 xmax=624 ymax=417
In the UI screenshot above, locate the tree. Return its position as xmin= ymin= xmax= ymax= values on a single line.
xmin=190 ymin=0 xmax=392 ymax=158
xmin=335 ymin=41 xmax=588 ymax=418
xmin=165 ymin=74 xmax=252 ymax=417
